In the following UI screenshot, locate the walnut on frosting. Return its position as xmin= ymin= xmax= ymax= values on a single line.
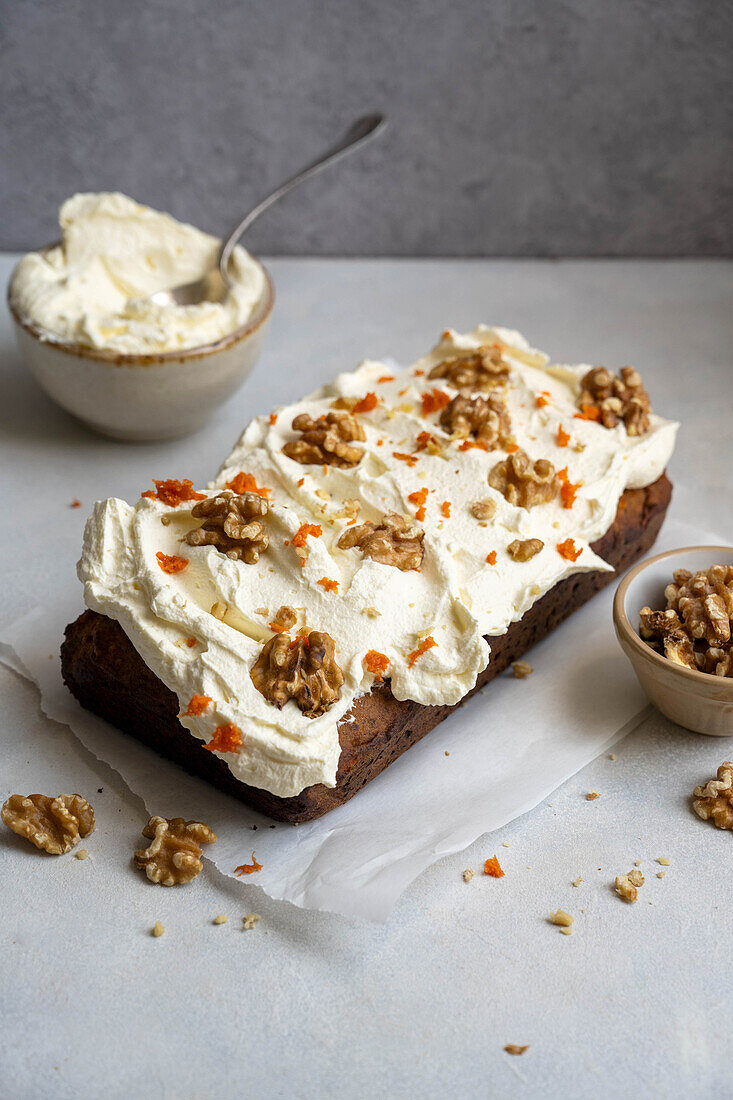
xmin=2 ymin=793 xmax=94 ymax=855
xmin=488 ymin=449 xmax=560 ymax=509
xmin=282 ymin=411 xmax=365 ymax=467
xmin=251 ymin=631 xmax=344 ymax=718
xmin=692 ymin=761 xmax=733 ymax=830
xmin=185 ymin=491 xmax=269 ymax=563
xmin=507 ymin=538 xmax=544 ymax=562
xmin=577 ymin=366 xmax=651 ymax=436
xmin=337 ymin=512 xmax=424 ymax=571
xmin=439 ymin=393 xmax=513 ymax=449
xmin=429 ymin=344 xmax=510 ymax=393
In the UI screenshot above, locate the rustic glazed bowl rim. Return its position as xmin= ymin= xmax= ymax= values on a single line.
xmin=613 ymin=544 xmax=733 ymax=691
xmin=7 ymin=243 xmax=274 ymax=366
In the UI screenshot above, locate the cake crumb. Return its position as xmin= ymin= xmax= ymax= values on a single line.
xmin=152 ymin=921 xmax=165 ymax=937
xmin=512 ymin=661 xmax=534 ymax=679
xmin=559 ymin=927 xmax=573 ymax=935
xmin=571 ymin=877 xmax=583 ymax=887
xmin=586 ymin=790 xmax=600 ymax=801
xmin=75 ymin=848 xmax=89 ymax=860
xmin=444 ymin=751 xmax=450 ymax=756
xmin=549 ymin=909 xmax=574 ymax=927
xmin=615 ymin=868 xmax=644 ymax=903
xmin=243 ymin=913 xmax=261 ymax=930
xmin=608 ymin=753 xmax=617 ymax=760
xmin=656 ymin=857 xmax=671 ymax=866
xmin=462 ymin=868 xmax=474 ymax=882
xmin=657 ymin=871 xmax=666 ymax=879
xmin=213 ymin=914 xmax=228 ymax=925
xmin=502 ymin=841 xmax=511 ymax=848
xmin=504 ymin=1044 xmax=529 ymax=1056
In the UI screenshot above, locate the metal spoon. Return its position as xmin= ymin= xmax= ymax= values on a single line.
xmin=147 ymin=113 xmax=386 ymax=309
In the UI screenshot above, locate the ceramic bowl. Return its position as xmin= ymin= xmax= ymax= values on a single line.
xmin=7 ymin=252 xmax=274 ymax=442
xmin=613 ymin=545 xmax=733 ymax=736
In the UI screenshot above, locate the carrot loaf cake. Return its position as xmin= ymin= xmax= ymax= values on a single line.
xmin=62 ymin=326 xmax=677 ymax=819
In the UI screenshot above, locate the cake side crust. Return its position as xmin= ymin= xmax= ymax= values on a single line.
xmin=61 ymin=475 xmax=672 ymax=822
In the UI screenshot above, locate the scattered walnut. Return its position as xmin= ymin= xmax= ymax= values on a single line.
xmin=1 ymin=793 xmax=95 ymax=854
xmin=470 ymin=498 xmax=497 ymax=521
xmin=512 ymin=661 xmax=534 ymax=679
xmin=615 ymin=867 xmax=644 ymax=902
xmin=152 ymin=921 xmax=165 ymax=937
xmin=337 ymin=511 xmax=424 ymax=571
xmin=251 ymin=631 xmax=344 ymax=718
xmin=586 ymin=790 xmax=601 ymax=801
xmin=577 ymin=366 xmax=651 ymax=435
xmin=429 ymin=344 xmax=510 ymax=392
xmin=549 ymin=909 xmax=574 ymax=927
xmin=665 ymin=566 xmax=733 ymax=648
xmin=282 ymin=411 xmax=365 ymax=467
xmin=692 ymin=761 xmax=733 ymax=829
xmin=504 ymin=1045 xmax=530 ymax=1056
xmin=185 ymin=492 xmax=269 ymax=563
xmin=133 ymin=816 xmax=217 ymax=886
xmin=639 ymin=607 xmax=697 ymax=670
xmin=462 ymin=868 xmax=474 ymax=882
xmin=213 ymin=914 xmax=229 ymax=925
xmin=488 ymin=449 xmax=560 ymax=509
xmin=507 ymin=537 xmax=544 ymax=562
xmin=243 ymin=913 xmax=261 ymax=930
xmin=439 ymin=393 xmax=512 ymax=448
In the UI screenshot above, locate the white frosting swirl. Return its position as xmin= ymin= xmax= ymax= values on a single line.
xmin=78 ymin=326 xmax=678 ymax=796
xmin=9 ymin=192 xmax=267 ymax=354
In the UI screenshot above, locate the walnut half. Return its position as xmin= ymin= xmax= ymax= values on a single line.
xmin=439 ymin=393 xmax=513 ymax=449
xmin=337 ymin=512 xmax=424 ymax=571
xmin=578 ymin=366 xmax=651 ymax=436
xmin=2 ymin=793 xmax=94 ymax=854
xmin=185 ymin=491 xmax=269 ymax=563
xmin=134 ymin=816 xmax=217 ymax=886
xmin=639 ymin=606 xmax=697 ymax=670
xmin=692 ymin=761 xmax=733 ymax=830
xmin=488 ymin=449 xmax=560 ymax=509
xmin=251 ymin=631 xmax=344 ymax=718
xmin=429 ymin=344 xmax=510 ymax=393
xmin=507 ymin=538 xmax=544 ymax=562
xmin=282 ymin=411 xmax=365 ymax=467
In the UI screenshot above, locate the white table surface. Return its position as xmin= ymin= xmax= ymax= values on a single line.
xmin=1 ymin=256 xmax=732 ymax=1100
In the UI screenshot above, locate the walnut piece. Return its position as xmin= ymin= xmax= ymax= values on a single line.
xmin=639 ymin=607 xmax=697 ymax=670
xmin=512 ymin=660 xmax=534 ymax=679
xmin=664 ymin=566 xmax=733 ymax=647
xmin=185 ymin=491 xmax=269 ymax=563
xmin=429 ymin=344 xmax=510 ymax=392
xmin=2 ymin=793 xmax=94 ymax=854
xmin=439 ymin=393 xmax=513 ymax=449
xmin=133 ymin=815 xmax=217 ymax=886
xmin=615 ymin=867 xmax=644 ymax=902
xmin=337 ymin=512 xmax=424 ymax=571
xmin=251 ymin=631 xmax=344 ymax=718
xmin=507 ymin=538 xmax=544 ymax=562
xmin=549 ymin=909 xmax=574 ymax=926
xmin=282 ymin=411 xmax=365 ymax=467
xmin=470 ymin=498 xmax=497 ymax=521
xmin=578 ymin=366 xmax=651 ymax=436
xmin=488 ymin=449 xmax=560 ymax=509
xmin=272 ymin=605 xmax=297 ymax=630
xmin=693 ymin=761 xmax=733 ymax=830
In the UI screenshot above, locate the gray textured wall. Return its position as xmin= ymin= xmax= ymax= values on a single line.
xmin=1 ymin=0 xmax=731 ymax=256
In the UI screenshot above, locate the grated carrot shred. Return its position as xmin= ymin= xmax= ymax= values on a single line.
xmin=234 ymin=851 xmax=262 ymax=876
xmin=484 ymin=856 xmax=505 ymax=878
xmin=317 ymin=577 xmax=339 ymax=593
xmin=292 ymin=523 xmax=322 ymax=548
xmin=182 ymin=694 xmax=212 ymax=717
xmin=557 ymin=425 xmax=570 ymax=448
xmin=204 ymin=723 xmax=242 ymax=753
xmin=486 ymin=551 xmax=497 ymax=565
xmin=421 ymin=388 xmax=451 ymax=416
xmin=557 ymin=538 xmax=582 ymax=561
xmin=156 ymin=551 xmax=188 ymax=574
xmin=225 ymin=472 xmax=271 ymax=498
xmin=352 ymin=392 xmax=378 ymax=414
xmin=363 ymin=650 xmax=390 ymax=680
xmin=407 ymin=636 xmax=437 ymax=668
xmin=407 ymin=487 xmax=429 ymax=521
xmin=142 ymin=479 xmax=206 ymax=507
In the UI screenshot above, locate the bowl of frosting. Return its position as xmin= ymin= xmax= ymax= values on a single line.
xmin=7 ymin=192 xmax=273 ymax=441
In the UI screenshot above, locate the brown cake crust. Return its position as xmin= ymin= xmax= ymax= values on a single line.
xmin=61 ymin=475 xmax=672 ymax=822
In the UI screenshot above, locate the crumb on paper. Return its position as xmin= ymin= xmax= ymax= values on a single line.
xmin=657 ymin=871 xmax=666 ymax=879
xmin=444 ymin=751 xmax=450 ymax=756
xmin=243 ymin=913 xmax=260 ymax=930
xmin=634 ymin=860 xmax=642 ymax=867
xmin=615 ymin=868 xmax=644 ymax=902
xmin=75 ymin=848 xmax=89 ymax=860
xmin=609 ymin=753 xmax=617 ymax=760
xmin=656 ymin=857 xmax=671 ymax=866
xmin=549 ymin=909 xmax=574 ymax=927
xmin=502 ymin=841 xmax=511 ymax=848
xmin=213 ymin=914 xmax=228 ymax=925
xmin=152 ymin=921 xmax=165 ymax=938
xmin=559 ymin=927 xmax=573 ymax=935
xmin=70 ymin=499 xmax=82 ymax=508
xmin=512 ymin=660 xmax=534 ymax=679
xmin=462 ymin=868 xmax=474 ymax=882
xmin=504 ymin=1045 xmax=529 ymax=1056
xmin=586 ymin=790 xmax=601 ymax=801
xmin=571 ymin=877 xmax=583 ymax=887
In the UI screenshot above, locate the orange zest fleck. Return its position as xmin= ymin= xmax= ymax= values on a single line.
xmin=407 ymin=487 xmax=429 ymax=521
xmin=297 ymin=477 xmax=305 ymax=487
xmin=486 ymin=550 xmax=498 ymax=565
xmin=377 ymin=374 xmax=394 ymax=383
xmin=156 ymin=551 xmax=188 ymax=574
xmin=557 ymin=425 xmax=570 ymax=448
xmin=414 ymin=430 xmax=436 ymax=451
xmin=441 ymin=500 xmax=451 ymax=518
xmin=225 ymin=472 xmax=271 ymax=498
xmin=234 ymin=851 xmax=262 ymax=876
xmin=363 ymin=650 xmax=390 ymax=681
xmin=398 ymin=388 xmax=408 ymax=396
xmin=70 ymin=498 xmax=82 ymax=509
xmin=269 ymin=412 xmax=278 ymax=425
xmin=142 ymin=479 xmax=206 ymax=507
xmin=204 ymin=722 xmax=242 ymax=754
xmin=536 ymin=390 xmax=551 ymax=408
xmin=413 ymin=368 xmax=425 ymax=376
xmin=393 ymin=451 xmax=418 ymax=467
xmin=421 ymin=388 xmax=451 ymax=416
xmin=269 ymin=619 xmax=288 ymax=633
xmin=458 ymin=438 xmax=489 ymax=452
xmin=352 ymin=392 xmax=379 ymax=414
xmin=557 ymin=538 xmax=582 ymax=562
xmin=186 ymin=637 xmax=197 ymax=648
xmin=292 ymin=522 xmax=322 ymax=548
xmin=182 ymin=694 xmax=212 ymax=717
xmin=483 ymin=855 xmax=505 ymax=878
xmin=407 ymin=636 xmax=437 ymax=668
xmin=574 ymin=404 xmax=602 ymax=422
xmin=558 ymin=467 xmax=582 ymax=509
xmin=317 ymin=576 xmax=339 ymax=593
xmin=505 ymin=443 xmax=520 ymax=453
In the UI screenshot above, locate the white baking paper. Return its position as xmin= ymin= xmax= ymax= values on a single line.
xmin=0 ymin=515 xmax=716 ymax=921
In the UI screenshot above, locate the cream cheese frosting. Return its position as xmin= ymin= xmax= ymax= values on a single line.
xmin=78 ymin=326 xmax=678 ymax=797
xmin=9 ymin=192 xmax=267 ymax=354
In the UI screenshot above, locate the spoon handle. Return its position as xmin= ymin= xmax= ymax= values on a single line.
xmin=218 ymin=113 xmax=386 ymax=282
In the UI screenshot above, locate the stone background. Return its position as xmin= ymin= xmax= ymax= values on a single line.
xmin=1 ymin=0 xmax=730 ymax=255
